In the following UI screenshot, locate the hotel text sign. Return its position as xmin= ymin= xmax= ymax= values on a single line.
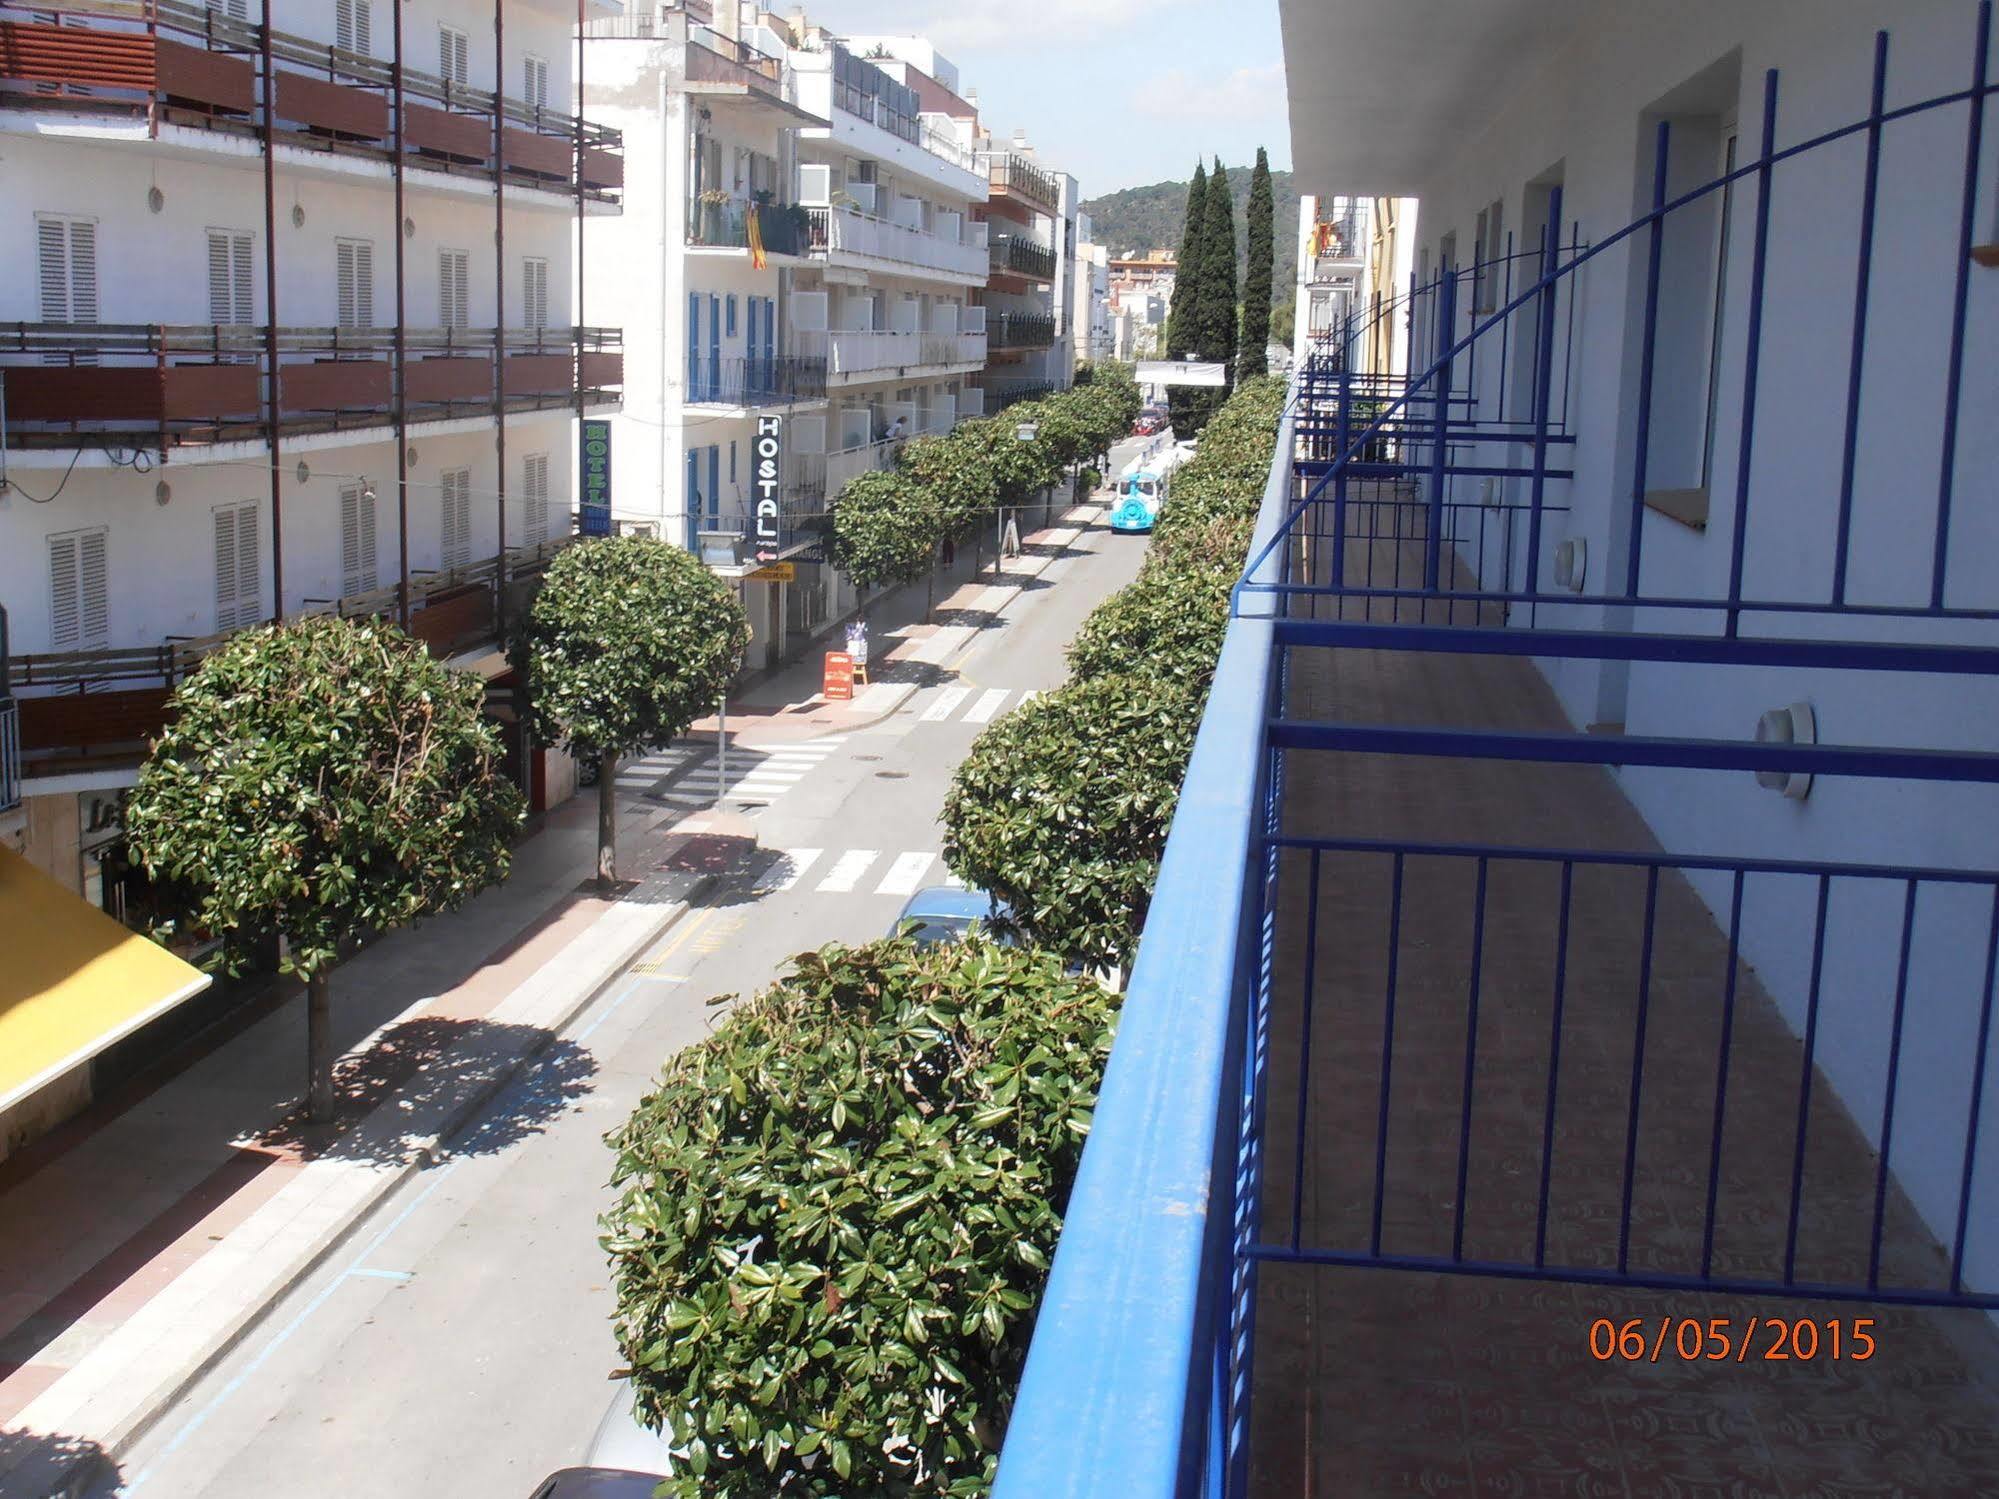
xmin=752 ymin=415 xmax=783 ymax=563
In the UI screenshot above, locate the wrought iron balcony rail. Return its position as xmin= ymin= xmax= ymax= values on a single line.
xmin=990 ymin=233 xmax=1056 ymax=281
xmin=969 ymin=376 xmax=1053 ymax=412
xmin=0 ymin=0 xmax=624 ymax=199
xmin=687 ymin=353 xmax=827 ymax=407
xmin=989 ymin=311 xmax=1056 ymax=350
xmin=979 ymin=149 xmax=1058 ymax=212
xmin=0 ymin=323 xmax=622 ymax=447
xmin=687 ymin=196 xmax=813 ymax=256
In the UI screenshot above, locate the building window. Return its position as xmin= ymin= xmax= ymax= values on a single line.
xmin=207 ymin=229 xmax=254 ymax=325
xmin=524 ymin=54 xmax=549 ymax=110
xmin=48 ymin=527 xmax=109 ymax=651
xmin=336 ymin=0 xmax=372 ymax=56
xmin=439 ymin=248 xmax=470 ymax=329
xmin=439 ymin=25 xmax=470 ymax=86
xmin=726 ymin=293 xmax=738 ymax=339
xmin=212 ymin=500 xmax=261 ymax=631
xmin=340 ymin=481 xmax=378 ymax=596
xmin=522 ymin=452 xmax=550 ymax=545
xmin=336 ymin=237 xmax=374 ymax=329
xmin=522 ymin=255 xmax=549 ymax=329
xmin=37 ymin=214 xmax=99 ymax=331
xmin=440 ymin=467 xmax=472 ymax=569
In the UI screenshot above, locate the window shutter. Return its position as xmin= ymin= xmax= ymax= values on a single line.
xmin=208 ymin=230 xmax=254 ymax=324
xmin=337 ymin=0 xmax=372 ymax=55
xmin=341 ymin=483 xmax=377 ymax=595
xmin=48 ymin=533 xmax=79 ymax=649
xmin=441 ymin=250 xmax=468 ymax=328
xmin=214 ymin=501 xmax=260 ymax=630
xmin=522 ymin=257 xmax=548 ymax=329
xmin=67 ymin=220 xmax=98 ymax=323
xmin=523 ymin=453 xmax=549 ymax=545
xmin=49 ymin=529 xmax=109 ymax=650
xmin=231 ymin=231 xmax=253 ymax=323
xmin=440 ymin=27 xmax=468 ymax=84
xmin=441 ymin=468 xmax=471 ymax=568
xmin=525 ymin=55 xmax=547 ymax=108
xmin=337 ymin=239 xmax=374 ymax=329
xmin=39 ymin=219 xmax=69 ymax=321
xmin=213 ymin=504 xmax=238 ymax=628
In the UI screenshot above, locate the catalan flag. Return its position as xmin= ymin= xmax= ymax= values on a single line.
xmin=746 ymin=204 xmax=768 ymax=270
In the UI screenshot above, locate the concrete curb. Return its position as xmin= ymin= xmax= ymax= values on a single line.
xmin=22 ymin=876 xmax=717 ymax=1499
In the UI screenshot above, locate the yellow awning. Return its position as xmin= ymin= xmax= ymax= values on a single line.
xmin=0 ymin=845 xmax=212 ymax=1113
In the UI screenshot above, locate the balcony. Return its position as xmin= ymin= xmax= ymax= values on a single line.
xmin=686 ymin=353 xmax=827 ymax=409
xmin=980 ymin=149 xmax=1058 ymax=214
xmin=8 ymin=539 xmax=574 ymax=766
xmin=968 ymin=375 xmax=1053 ymax=412
xmin=804 ymin=204 xmax=987 ymax=283
xmin=687 ymin=195 xmax=815 ymax=258
xmin=988 ymin=311 xmax=1056 ymax=351
xmin=995 ymin=52 xmax=1999 ymax=1498
xmin=805 ymin=328 xmax=985 ymax=382
xmin=989 ymin=233 xmax=1056 ymax=283
xmin=0 ymin=324 xmax=622 ymax=449
xmin=0 ymin=1 xmax=623 ymax=201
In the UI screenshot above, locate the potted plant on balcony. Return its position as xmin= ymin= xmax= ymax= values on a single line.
xmin=696 ymin=187 xmax=732 ymax=246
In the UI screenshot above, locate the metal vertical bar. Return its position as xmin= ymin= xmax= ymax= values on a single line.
xmin=575 ymin=0 xmax=588 ymax=517
xmin=1534 ymin=860 xmax=1574 ymax=1269
xmin=1725 ymin=71 xmax=1779 ymax=638
xmin=1331 ymin=367 xmax=1350 ymax=615
xmin=1368 ymin=851 xmax=1404 ymax=1257
xmin=1523 ymin=186 xmax=1562 ymax=605
xmin=1617 ymin=865 xmax=1660 ymax=1275
xmin=260 ymin=5 xmax=283 ymax=621
xmin=493 ymin=0 xmax=509 ymax=628
xmin=1451 ymin=856 xmax=1489 ymax=1263
xmin=1931 ymin=0 xmax=1991 ymax=610
xmin=1951 ymin=885 xmax=1999 ymax=1293
xmin=1830 ymin=32 xmax=1889 ymax=607
xmin=1700 ymin=871 xmax=1747 ymax=1279
xmin=1288 ymin=848 xmax=1322 ymax=1250
xmin=1783 ymin=874 xmax=1832 ymax=1285
xmin=1868 ymin=879 xmax=1920 ymax=1291
xmin=394 ymin=0 xmax=410 ymax=627
xmin=1423 ymin=268 xmax=1452 ymax=594
xmin=1625 ymin=121 xmax=1670 ymax=598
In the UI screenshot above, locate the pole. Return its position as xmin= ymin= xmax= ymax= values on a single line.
xmin=261 ymin=9 xmax=284 ymax=621
xmin=393 ymin=0 xmax=410 ymax=625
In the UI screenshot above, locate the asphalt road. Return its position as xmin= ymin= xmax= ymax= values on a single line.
xmin=101 ymin=451 xmax=1152 ymax=1499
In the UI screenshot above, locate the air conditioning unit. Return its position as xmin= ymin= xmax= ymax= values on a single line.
xmin=1552 ymin=536 xmax=1587 ymax=593
xmin=1754 ymin=701 xmax=1817 ymax=800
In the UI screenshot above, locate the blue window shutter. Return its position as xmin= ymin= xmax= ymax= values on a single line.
xmin=762 ymin=297 xmax=776 ymax=364
xmin=708 ymin=294 xmax=721 ymax=394
xmin=687 ymin=293 xmax=701 ymax=399
xmin=686 ymin=447 xmax=701 ymax=549
xmin=707 ymin=445 xmax=720 ymax=528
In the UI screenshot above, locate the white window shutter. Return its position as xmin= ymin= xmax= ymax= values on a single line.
xmin=214 ymin=502 xmax=260 ymax=629
xmin=214 ymin=504 xmax=238 ymax=627
xmin=232 ymin=231 xmax=254 ymax=323
xmin=441 ymin=468 xmax=471 ymax=568
xmin=440 ymin=250 xmax=468 ymax=329
xmin=522 ymin=257 xmax=548 ymax=329
xmin=337 ymin=239 xmax=373 ymax=329
xmin=337 ymin=0 xmax=372 ymax=55
xmin=39 ymin=219 xmax=69 ymax=321
xmin=50 ymin=529 xmax=110 ymax=650
xmin=341 ymin=483 xmax=377 ymax=595
xmin=68 ymin=220 xmax=98 ymax=323
xmin=523 ymin=453 xmax=549 ymax=545
xmin=525 ymin=55 xmax=547 ymax=108
xmin=48 ymin=532 xmax=79 ymax=649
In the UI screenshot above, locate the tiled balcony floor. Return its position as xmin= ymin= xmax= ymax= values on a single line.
xmin=1245 ymin=507 xmax=1999 ymax=1496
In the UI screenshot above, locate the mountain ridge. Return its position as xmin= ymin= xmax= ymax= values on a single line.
xmin=1081 ymin=166 xmax=1301 ymax=308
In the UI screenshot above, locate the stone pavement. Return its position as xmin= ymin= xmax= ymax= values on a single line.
xmin=0 ymin=494 xmax=1105 ymax=1498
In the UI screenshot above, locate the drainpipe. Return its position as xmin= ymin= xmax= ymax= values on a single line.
xmin=261 ymin=4 xmax=284 ymax=622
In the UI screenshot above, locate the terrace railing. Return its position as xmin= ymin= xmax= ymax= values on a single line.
xmin=686 ymin=353 xmax=827 ymax=407
xmin=989 ymin=311 xmax=1056 ymax=350
xmin=990 ymin=233 xmax=1056 ymax=282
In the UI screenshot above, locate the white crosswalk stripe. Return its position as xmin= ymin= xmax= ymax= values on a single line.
xmin=753 ymin=848 xmax=822 ymax=892
xmin=1019 ymin=689 xmax=1041 ymax=706
xmin=963 ymin=688 xmax=1012 ymax=724
xmin=922 ymin=686 xmax=972 ymax=722
xmin=942 ymin=870 xmax=967 ymax=889
xmin=816 ymin=849 xmax=878 ymax=893
xmin=651 ymin=736 xmax=847 ymax=806
xmin=874 ymin=851 xmax=936 ymax=897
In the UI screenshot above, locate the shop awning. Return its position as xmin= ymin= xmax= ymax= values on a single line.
xmin=0 ymin=845 xmax=212 ymax=1114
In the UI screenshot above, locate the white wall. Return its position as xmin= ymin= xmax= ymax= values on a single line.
xmin=1379 ymin=0 xmax=1999 ymax=1286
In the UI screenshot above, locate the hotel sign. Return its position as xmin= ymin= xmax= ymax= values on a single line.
xmin=752 ymin=414 xmax=783 ymax=563
xmin=579 ymin=418 xmax=612 ymax=537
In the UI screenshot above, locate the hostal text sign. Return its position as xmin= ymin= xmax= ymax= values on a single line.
xmin=753 ymin=415 xmax=783 ymax=563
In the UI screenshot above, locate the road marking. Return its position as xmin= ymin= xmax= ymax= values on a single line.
xmin=816 ymin=849 xmax=878 ymax=893
xmin=923 ymin=686 xmax=972 ymax=721
xmin=942 ymin=870 xmax=967 ymax=889
xmin=964 ymin=688 xmax=1012 ymax=724
xmin=1019 ymin=689 xmax=1041 ymax=705
xmin=875 ymin=851 xmax=936 ymax=897
xmin=754 ymin=848 xmax=823 ymax=892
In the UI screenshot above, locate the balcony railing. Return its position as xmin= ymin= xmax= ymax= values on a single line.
xmin=804 ymin=204 xmax=987 ymax=280
xmin=979 ymin=149 xmax=1058 ymax=213
xmin=969 ymin=375 xmax=1053 ymax=412
xmin=0 ymin=324 xmax=622 ymax=448
xmin=990 ymin=234 xmax=1056 ymax=282
xmin=687 ymin=196 xmax=814 ymax=257
xmin=996 ymin=31 xmax=1999 ymax=1497
xmin=685 ymin=27 xmax=786 ymax=98
xmin=0 ymin=0 xmax=623 ymax=199
xmin=988 ymin=311 xmax=1056 ymax=351
xmin=687 ymin=353 xmax=827 ymax=407
xmin=804 ymin=328 xmax=985 ymax=378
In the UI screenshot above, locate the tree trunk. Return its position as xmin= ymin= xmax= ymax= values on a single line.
xmin=597 ymin=750 xmax=618 ymax=891
xmin=306 ymin=969 xmax=334 ymax=1123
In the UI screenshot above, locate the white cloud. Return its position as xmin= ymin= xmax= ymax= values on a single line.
xmin=1132 ymin=60 xmax=1287 ymax=121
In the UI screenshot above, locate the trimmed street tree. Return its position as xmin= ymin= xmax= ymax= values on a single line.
xmin=126 ymin=616 xmax=524 ymax=1121
xmin=1241 ymin=146 xmax=1276 ymax=379
xmin=942 ymin=672 xmax=1206 ymax=971
xmin=517 ymin=536 xmax=749 ymax=890
xmin=1199 ymin=158 xmax=1240 ymax=426
xmin=830 ymin=467 xmax=942 ymax=599
xmin=1067 ymin=563 xmax=1233 ymax=691
xmin=1165 ymin=160 xmax=1209 ymax=439
xmin=604 ymin=936 xmax=1118 ymax=1498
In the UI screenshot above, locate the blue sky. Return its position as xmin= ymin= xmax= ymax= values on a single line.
xmin=793 ymin=0 xmax=1293 ymax=197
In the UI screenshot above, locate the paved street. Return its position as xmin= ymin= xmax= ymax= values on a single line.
xmin=90 ymin=461 xmax=1149 ymax=1498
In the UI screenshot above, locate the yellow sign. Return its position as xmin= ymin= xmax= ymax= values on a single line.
xmin=746 ymin=562 xmax=796 ymax=583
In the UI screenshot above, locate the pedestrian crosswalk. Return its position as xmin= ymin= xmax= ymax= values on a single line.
xmin=911 ymin=684 xmax=1044 ymax=726
xmin=617 ymin=736 xmax=848 ymax=807
xmin=750 ymin=846 xmax=968 ymax=899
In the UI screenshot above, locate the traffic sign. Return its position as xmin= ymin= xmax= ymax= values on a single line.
xmin=746 ymin=562 xmax=796 ymax=583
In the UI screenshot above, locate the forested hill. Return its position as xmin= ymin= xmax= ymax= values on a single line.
xmin=1082 ymin=166 xmax=1301 ymax=302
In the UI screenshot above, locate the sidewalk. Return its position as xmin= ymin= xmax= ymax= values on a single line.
xmin=0 ymin=497 xmax=1103 ymax=1496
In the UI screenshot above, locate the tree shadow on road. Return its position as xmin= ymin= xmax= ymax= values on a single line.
xmin=0 ymin=1428 xmax=122 ymax=1498
xmin=247 ymin=1017 xmax=596 ymax=1166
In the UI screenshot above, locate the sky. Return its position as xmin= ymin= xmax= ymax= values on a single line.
xmin=787 ymin=0 xmax=1293 ymax=198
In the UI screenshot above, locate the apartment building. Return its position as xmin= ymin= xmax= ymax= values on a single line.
xmin=0 ymin=0 xmax=622 ymax=1149
xmin=1292 ymin=193 xmax=1367 ymax=355
xmin=1075 ymin=240 xmax=1113 ymax=369
xmin=580 ymin=1 xmax=829 ymax=668
xmin=973 ymin=132 xmax=1069 ymax=411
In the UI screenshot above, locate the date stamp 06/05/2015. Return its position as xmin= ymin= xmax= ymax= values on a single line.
xmin=1587 ymin=1316 xmax=1878 ymax=1364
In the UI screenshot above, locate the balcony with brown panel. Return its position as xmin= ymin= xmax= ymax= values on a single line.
xmin=0 ymin=324 xmax=623 ymax=448
xmin=0 ymin=0 xmax=624 ymax=201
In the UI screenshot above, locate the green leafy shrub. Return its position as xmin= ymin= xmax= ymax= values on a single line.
xmin=603 ymin=938 xmax=1119 ymax=1498
xmin=831 ymin=468 xmax=942 ymax=590
xmin=943 ymin=673 xmax=1205 ymax=970
xmin=1066 ymin=564 xmax=1232 ymax=689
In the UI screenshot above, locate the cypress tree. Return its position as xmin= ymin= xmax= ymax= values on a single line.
xmin=1199 ymin=158 xmax=1239 ymax=427
xmin=1240 ymin=147 xmax=1275 ymax=379
xmin=1166 ymin=161 xmax=1208 ymax=438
